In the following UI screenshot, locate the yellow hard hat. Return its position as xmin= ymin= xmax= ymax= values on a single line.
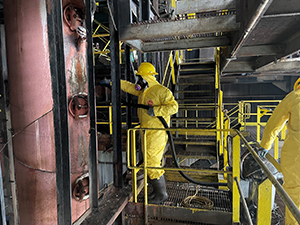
xmin=136 ymin=62 xmax=158 ymax=76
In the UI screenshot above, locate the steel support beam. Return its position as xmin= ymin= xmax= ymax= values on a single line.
xmin=222 ymin=0 xmax=273 ymax=72
xmin=237 ymin=44 xmax=285 ymax=57
xmin=140 ymin=36 xmax=230 ymax=52
xmin=86 ymin=0 xmax=98 ymax=210
xmin=124 ymin=45 xmax=133 ymax=129
xmin=46 ymin=1 xmax=71 ymax=224
xmin=265 ymin=0 xmax=300 ymax=15
xmin=222 ymin=61 xmax=255 ymax=74
xmin=120 ymin=14 xmax=238 ymax=41
xmin=175 ymin=0 xmax=236 ymax=15
xmin=141 ymin=0 xmax=150 ymax=21
xmin=257 ymin=59 xmax=300 ymax=73
xmin=255 ymin=30 xmax=300 ymax=70
xmin=110 ymin=0 xmax=123 ymax=188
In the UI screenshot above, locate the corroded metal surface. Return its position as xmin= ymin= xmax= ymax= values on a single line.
xmin=4 ymin=0 xmax=91 ymax=224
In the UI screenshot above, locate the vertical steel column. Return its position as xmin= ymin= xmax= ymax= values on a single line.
xmin=110 ymin=0 xmax=123 ymax=188
xmin=141 ymin=0 xmax=150 ymax=21
xmin=86 ymin=0 xmax=98 ymax=209
xmin=125 ymin=45 xmax=132 ymax=129
xmin=141 ymin=0 xmax=150 ymax=62
xmin=47 ymin=1 xmax=71 ymax=224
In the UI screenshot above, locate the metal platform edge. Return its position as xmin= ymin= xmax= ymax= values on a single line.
xmin=124 ymin=202 xmax=232 ymax=225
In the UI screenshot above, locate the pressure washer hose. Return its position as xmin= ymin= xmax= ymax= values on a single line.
xmin=97 ymin=82 xmax=226 ymax=187
xmin=126 ymin=102 xmax=227 ymax=187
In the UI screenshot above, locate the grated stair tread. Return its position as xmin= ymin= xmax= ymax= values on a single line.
xmin=178 ymin=74 xmax=215 ymax=78
xmin=171 ymin=117 xmax=215 ymax=122
xmin=176 ymin=89 xmax=214 ymax=94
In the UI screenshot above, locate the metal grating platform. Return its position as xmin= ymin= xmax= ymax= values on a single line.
xmin=137 ymin=181 xmax=232 ymax=212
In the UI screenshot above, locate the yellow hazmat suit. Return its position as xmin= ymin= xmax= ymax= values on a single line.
xmin=260 ymin=77 xmax=300 ymax=225
xmin=121 ymin=68 xmax=178 ymax=180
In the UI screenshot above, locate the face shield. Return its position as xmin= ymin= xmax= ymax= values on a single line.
xmin=135 ymin=75 xmax=148 ymax=91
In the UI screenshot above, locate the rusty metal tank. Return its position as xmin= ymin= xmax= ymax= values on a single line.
xmin=4 ymin=0 xmax=92 ymax=224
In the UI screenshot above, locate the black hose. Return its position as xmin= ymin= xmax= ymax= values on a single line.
xmin=98 ymin=83 xmax=227 ymax=187
xmin=124 ymin=101 xmax=227 ymax=186
xmin=156 ymin=116 xmax=227 ymax=187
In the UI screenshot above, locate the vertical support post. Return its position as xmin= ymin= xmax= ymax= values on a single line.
xmin=141 ymin=0 xmax=150 ymax=21
xmin=125 ymin=45 xmax=132 ymax=129
xmin=257 ymin=179 xmax=272 ymax=225
xmin=140 ymin=0 xmax=150 ymax=62
xmin=86 ymin=0 xmax=98 ymax=210
xmin=0 ymin=24 xmax=18 ymax=225
xmin=257 ymin=106 xmax=261 ymax=143
xmin=110 ymin=0 xmax=123 ymax=188
xmin=46 ymin=1 xmax=71 ymax=224
xmin=0 ymin=163 xmax=6 ymax=225
xmin=232 ymin=135 xmax=240 ymax=224
xmin=130 ymin=130 xmax=137 ymax=203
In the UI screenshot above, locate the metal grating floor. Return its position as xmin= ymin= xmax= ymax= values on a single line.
xmin=137 ymin=181 xmax=232 ymax=212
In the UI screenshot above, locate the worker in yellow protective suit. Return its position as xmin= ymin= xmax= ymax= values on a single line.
xmin=259 ymin=77 xmax=300 ymax=225
xmin=121 ymin=62 xmax=178 ymax=204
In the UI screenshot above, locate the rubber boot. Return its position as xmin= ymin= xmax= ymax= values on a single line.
xmin=147 ymin=176 xmax=155 ymax=200
xmin=148 ymin=175 xmax=168 ymax=204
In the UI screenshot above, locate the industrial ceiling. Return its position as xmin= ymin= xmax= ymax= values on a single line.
xmin=116 ymin=0 xmax=300 ymax=76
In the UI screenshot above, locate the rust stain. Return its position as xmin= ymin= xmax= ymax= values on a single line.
xmin=68 ymin=55 xmax=87 ymax=94
xmin=76 ymin=56 xmax=83 ymax=84
xmin=46 ymin=0 xmax=53 ymax=15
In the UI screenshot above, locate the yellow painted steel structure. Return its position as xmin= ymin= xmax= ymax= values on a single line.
xmin=96 ymin=105 xmax=138 ymax=134
xmin=126 ymin=128 xmax=246 ymax=223
xmin=161 ymin=51 xmax=178 ymax=88
xmin=257 ymin=179 xmax=273 ymax=225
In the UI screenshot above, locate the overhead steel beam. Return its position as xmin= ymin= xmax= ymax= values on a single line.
xmin=126 ymin=36 xmax=230 ymax=52
xmin=175 ymin=0 xmax=236 ymax=15
xmin=237 ymin=44 xmax=285 ymax=57
xmin=222 ymin=61 xmax=255 ymax=74
xmin=255 ymin=30 xmax=300 ymax=70
xmin=120 ymin=14 xmax=238 ymax=41
xmin=265 ymin=0 xmax=300 ymax=15
xmin=222 ymin=0 xmax=273 ymax=72
xmin=257 ymin=59 xmax=300 ymax=73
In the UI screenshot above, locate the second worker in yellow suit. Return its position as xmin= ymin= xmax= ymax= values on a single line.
xmin=259 ymin=77 xmax=300 ymax=225
xmin=121 ymin=62 xmax=178 ymax=204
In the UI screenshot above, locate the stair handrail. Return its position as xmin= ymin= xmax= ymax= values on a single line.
xmin=238 ymin=130 xmax=300 ymax=224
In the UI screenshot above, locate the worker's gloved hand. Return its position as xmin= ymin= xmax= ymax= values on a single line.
xmin=99 ymin=79 xmax=111 ymax=86
xmin=257 ymin=147 xmax=268 ymax=157
xmin=148 ymin=106 xmax=155 ymax=117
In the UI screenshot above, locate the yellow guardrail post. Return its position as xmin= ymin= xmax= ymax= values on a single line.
xmin=232 ymin=135 xmax=240 ymax=224
xmin=109 ymin=106 xmax=112 ymax=134
xmin=223 ymin=118 xmax=230 ymax=170
xmin=169 ymin=52 xmax=176 ymax=85
xmin=257 ymin=179 xmax=273 ymax=225
xmin=130 ymin=129 xmax=138 ymax=203
xmin=238 ymin=101 xmax=243 ymax=126
xmin=257 ymin=106 xmax=261 ymax=143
